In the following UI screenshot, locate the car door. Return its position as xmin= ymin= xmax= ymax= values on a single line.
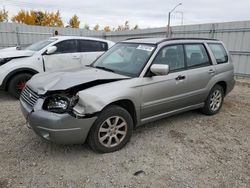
xmin=141 ymin=44 xmax=190 ymax=121
xmin=43 ymin=39 xmax=82 ymax=71
xmin=184 ymin=43 xmax=216 ymax=105
xmin=78 ymin=40 xmax=108 ymax=66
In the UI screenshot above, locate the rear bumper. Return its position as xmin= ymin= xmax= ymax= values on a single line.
xmin=20 ymin=98 xmax=97 ymax=144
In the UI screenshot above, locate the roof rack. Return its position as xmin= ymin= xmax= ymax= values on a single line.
xmin=157 ymin=37 xmax=218 ymax=44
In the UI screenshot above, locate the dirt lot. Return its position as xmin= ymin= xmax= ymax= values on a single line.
xmin=0 ymin=81 xmax=249 ymax=188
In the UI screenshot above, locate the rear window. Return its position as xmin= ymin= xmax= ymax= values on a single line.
xmin=208 ymin=43 xmax=228 ymax=64
xmin=184 ymin=44 xmax=210 ymax=68
xmin=79 ymin=40 xmax=108 ymax=52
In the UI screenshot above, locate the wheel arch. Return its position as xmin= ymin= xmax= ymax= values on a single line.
xmin=214 ymin=81 xmax=227 ymax=95
xmin=3 ymin=68 xmax=39 ymax=90
xmin=107 ymin=99 xmax=138 ymax=128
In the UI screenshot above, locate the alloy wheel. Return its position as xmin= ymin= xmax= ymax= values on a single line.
xmin=209 ymin=90 xmax=222 ymax=112
xmin=98 ymin=116 xmax=128 ymax=148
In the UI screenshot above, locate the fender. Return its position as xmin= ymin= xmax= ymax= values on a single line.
xmin=73 ymin=79 xmax=142 ymax=124
xmin=1 ymin=68 xmax=39 ymax=90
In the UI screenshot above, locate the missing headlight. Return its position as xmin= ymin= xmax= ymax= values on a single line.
xmin=43 ymin=94 xmax=79 ymax=115
xmin=44 ymin=95 xmax=70 ymax=113
xmin=45 ymin=94 xmax=79 ymax=113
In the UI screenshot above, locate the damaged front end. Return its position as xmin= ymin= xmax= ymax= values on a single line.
xmin=40 ymin=79 xmax=123 ymax=118
xmin=20 ymin=79 xmax=126 ymax=144
xmin=43 ymin=94 xmax=79 ymax=114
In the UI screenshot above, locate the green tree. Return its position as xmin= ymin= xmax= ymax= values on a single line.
xmin=34 ymin=11 xmax=44 ymax=25
xmin=48 ymin=10 xmax=64 ymax=27
xmin=93 ymin=24 xmax=99 ymax=31
xmin=124 ymin=21 xmax=129 ymax=30
xmin=84 ymin=24 xmax=90 ymax=30
xmin=103 ymin=26 xmax=111 ymax=32
xmin=133 ymin=24 xmax=139 ymax=30
xmin=0 ymin=8 xmax=8 ymax=22
xmin=115 ymin=21 xmax=131 ymax=31
xmin=116 ymin=25 xmax=123 ymax=31
xmin=12 ymin=10 xmax=64 ymax=27
xmin=11 ymin=10 xmax=36 ymax=25
xmin=68 ymin=14 xmax=80 ymax=28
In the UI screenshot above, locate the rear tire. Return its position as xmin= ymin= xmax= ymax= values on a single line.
xmin=87 ymin=105 xmax=133 ymax=153
xmin=202 ymin=85 xmax=224 ymax=115
xmin=7 ymin=73 xmax=32 ymax=99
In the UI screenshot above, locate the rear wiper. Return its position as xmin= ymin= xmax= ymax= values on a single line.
xmin=95 ymin=66 xmax=114 ymax=72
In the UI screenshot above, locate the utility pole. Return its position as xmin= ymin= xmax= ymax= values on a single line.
xmin=167 ymin=2 xmax=182 ymax=38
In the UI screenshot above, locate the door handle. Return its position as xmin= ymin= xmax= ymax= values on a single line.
xmin=175 ymin=75 xmax=186 ymax=80
xmin=72 ymin=56 xmax=80 ymax=59
xmin=208 ymin=69 xmax=216 ymax=74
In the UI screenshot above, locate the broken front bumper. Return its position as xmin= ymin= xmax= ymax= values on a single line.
xmin=20 ymin=98 xmax=97 ymax=144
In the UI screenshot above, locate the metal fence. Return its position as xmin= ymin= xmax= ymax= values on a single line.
xmin=0 ymin=21 xmax=250 ymax=76
xmin=0 ymin=23 xmax=104 ymax=49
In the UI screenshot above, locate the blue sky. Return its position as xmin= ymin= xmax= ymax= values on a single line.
xmin=1 ymin=0 xmax=250 ymax=29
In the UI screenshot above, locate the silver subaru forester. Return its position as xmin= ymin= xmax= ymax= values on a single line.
xmin=20 ymin=38 xmax=235 ymax=153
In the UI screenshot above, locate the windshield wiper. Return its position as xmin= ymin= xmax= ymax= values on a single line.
xmin=86 ymin=64 xmax=93 ymax=67
xmin=95 ymin=66 xmax=114 ymax=73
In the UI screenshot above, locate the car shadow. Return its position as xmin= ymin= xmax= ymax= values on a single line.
xmin=0 ymin=91 xmax=17 ymax=101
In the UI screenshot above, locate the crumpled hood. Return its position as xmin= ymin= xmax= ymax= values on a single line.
xmin=28 ymin=67 xmax=130 ymax=95
xmin=0 ymin=49 xmax=35 ymax=58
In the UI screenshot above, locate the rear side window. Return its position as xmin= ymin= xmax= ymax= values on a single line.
xmin=208 ymin=43 xmax=228 ymax=64
xmin=184 ymin=44 xmax=210 ymax=68
xmin=54 ymin=40 xmax=77 ymax=53
xmin=79 ymin=40 xmax=108 ymax=52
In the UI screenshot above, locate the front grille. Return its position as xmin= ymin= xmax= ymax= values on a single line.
xmin=21 ymin=86 xmax=39 ymax=107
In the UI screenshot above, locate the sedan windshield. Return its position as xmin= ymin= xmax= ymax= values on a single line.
xmin=92 ymin=43 xmax=156 ymax=77
xmin=25 ymin=39 xmax=57 ymax=51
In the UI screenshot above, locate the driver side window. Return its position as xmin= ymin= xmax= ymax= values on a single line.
xmin=153 ymin=45 xmax=185 ymax=72
xmin=54 ymin=40 xmax=77 ymax=54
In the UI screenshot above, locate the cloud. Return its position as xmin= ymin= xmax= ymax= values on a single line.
xmin=2 ymin=0 xmax=250 ymax=28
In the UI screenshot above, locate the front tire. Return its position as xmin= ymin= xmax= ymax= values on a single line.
xmin=202 ymin=85 xmax=224 ymax=115
xmin=87 ymin=105 xmax=133 ymax=153
xmin=7 ymin=73 xmax=32 ymax=99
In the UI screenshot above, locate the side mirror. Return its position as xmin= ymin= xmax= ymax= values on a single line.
xmin=46 ymin=46 xmax=57 ymax=55
xmin=150 ymin=64 xmax=169 ymax=76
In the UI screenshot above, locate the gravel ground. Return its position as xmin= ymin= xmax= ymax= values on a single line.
xmin=0 ymin=81 xmax=250 ymax=188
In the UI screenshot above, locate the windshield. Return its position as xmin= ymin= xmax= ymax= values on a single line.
xmin=92 ymin=43 xmax=156 ymax=77
xmin=25 ymin=39 xmax=57 ymax=51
